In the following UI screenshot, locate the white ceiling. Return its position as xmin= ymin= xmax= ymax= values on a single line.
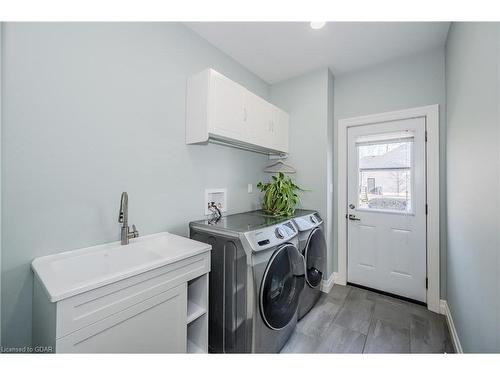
xmin=185 ymin=22 xmax=450 ymax=84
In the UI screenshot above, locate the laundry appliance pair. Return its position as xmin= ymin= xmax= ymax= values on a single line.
xmin=189 ymin=209 xmax=326 ymax=353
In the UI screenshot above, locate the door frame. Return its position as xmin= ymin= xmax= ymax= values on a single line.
xmin=337 ymin=105 xmax=440 ymax=313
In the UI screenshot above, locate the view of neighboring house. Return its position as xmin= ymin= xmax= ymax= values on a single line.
xmin=358 ymin=141 xmax=412 ymax=212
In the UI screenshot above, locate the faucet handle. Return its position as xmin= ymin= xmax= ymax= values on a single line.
xmin=132 ymin=224 xmax=139 ymax=238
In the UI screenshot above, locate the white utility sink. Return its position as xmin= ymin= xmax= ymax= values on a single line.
xmin=32 ymin=232 xmax=211 ymax=302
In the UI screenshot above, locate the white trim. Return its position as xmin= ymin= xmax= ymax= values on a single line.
xmin=337 ymin=105 xmax=440 ymax=313
xmin=0 ymin=22 xmax=3 ymax=347
xmin=440 ymin=299 xmax=463 ymax=353
xmin=321 ymin=272 xmax=339 ymax=293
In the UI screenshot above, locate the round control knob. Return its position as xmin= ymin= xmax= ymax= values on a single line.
xmin=275 ymin=226 xmax=285 ymax=239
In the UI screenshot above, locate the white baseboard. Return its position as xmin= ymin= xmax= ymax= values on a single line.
xmin=440 ymin=299 xmax=463 ymax=353
xmin=321 ymin=272 xmax=339 ymax=293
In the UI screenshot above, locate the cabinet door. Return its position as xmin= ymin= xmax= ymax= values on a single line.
xmin=56 ymin=284 xmax=187 ymax=353
xmin=209 ymin=71 xmax=246 ymax=140
xmin=270 ymin=107 xmax=289 ymax=153
xmin=244 ymin=91 xmax=273 ymax=147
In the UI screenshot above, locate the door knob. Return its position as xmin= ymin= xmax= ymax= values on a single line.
xmin=348 ymin=214 xmax=360 ymax=221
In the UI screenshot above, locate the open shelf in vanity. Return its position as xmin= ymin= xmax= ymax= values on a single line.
xmin=186 ymin=273 xmax=209 ymax=353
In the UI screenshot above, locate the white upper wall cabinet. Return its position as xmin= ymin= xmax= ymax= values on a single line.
xmin=186 ymin=69 xmax=289 ymax=154
xmin=272 ymin=107 xmax=290 ymax=152
xmin=210 ymin=70 xmax=246 ymax=140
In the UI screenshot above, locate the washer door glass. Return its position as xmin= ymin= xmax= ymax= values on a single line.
xmin=260 ymin=244 xmax=305 ymax=330
xmin=305 ymin=227 xmax=326 ymax=288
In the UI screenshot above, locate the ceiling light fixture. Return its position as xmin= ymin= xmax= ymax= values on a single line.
xmin=310 ymin=22 xmax=326 ymax=30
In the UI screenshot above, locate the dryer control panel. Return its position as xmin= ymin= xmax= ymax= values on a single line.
xmin=294 ymin=212 xmax=323 ymax=232
xmin=244 ymin=221 xmax=297 ymax=251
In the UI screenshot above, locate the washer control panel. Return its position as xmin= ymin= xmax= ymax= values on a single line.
xmin=245 ymin=221 xmax=298 ymax=251
xmin=275 ymin=227 xmax=285 ymax=239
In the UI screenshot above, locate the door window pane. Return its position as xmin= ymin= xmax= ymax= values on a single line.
xmin=356 ymin=132 xmax=414 ymax=213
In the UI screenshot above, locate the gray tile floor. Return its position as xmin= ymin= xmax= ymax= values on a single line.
xmin=281 ymin=284 xmax=455 ymax=353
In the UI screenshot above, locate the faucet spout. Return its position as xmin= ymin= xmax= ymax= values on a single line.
xmin=119 ymin=192 xmax=139 ymax=245
xmin=119 ymin=192 xmax=128 ymax=225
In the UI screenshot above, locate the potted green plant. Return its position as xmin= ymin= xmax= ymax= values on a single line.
xmin=257 ymin=172 xmax=305 ymax=217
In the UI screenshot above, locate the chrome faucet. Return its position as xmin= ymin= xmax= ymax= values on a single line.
xmin=118 ymin=192 xmax=139 ymax=245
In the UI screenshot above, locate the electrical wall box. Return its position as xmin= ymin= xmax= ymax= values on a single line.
xmin=205 ymin=188 xmax=227 ymax=216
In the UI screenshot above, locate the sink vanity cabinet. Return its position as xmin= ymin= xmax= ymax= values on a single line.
xmin=32 ymin=232 xmax=211 ymax=353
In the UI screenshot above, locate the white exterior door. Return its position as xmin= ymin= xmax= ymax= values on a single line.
xmin=347 ymin=117 xmax=427 ymax=302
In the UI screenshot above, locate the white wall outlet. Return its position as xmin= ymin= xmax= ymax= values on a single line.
xmin=247 ymin=183 xmax=253 ymax=193
xmin=205 ymin=188 xmax=227 ymax=215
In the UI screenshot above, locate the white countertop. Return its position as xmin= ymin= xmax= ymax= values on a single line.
xmin=32 ymin=232 xmax=211 ymax=302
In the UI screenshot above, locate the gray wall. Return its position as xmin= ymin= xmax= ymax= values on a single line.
xmin=445 ymin=22 xmax=500 ymax=352
xmin=333 ymin=48 xmax=447 ymax=297
xmin=270 ymin=69 xmax=335 ymax=277
xmin=1 ymin=23 xmax=270 ymax=348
